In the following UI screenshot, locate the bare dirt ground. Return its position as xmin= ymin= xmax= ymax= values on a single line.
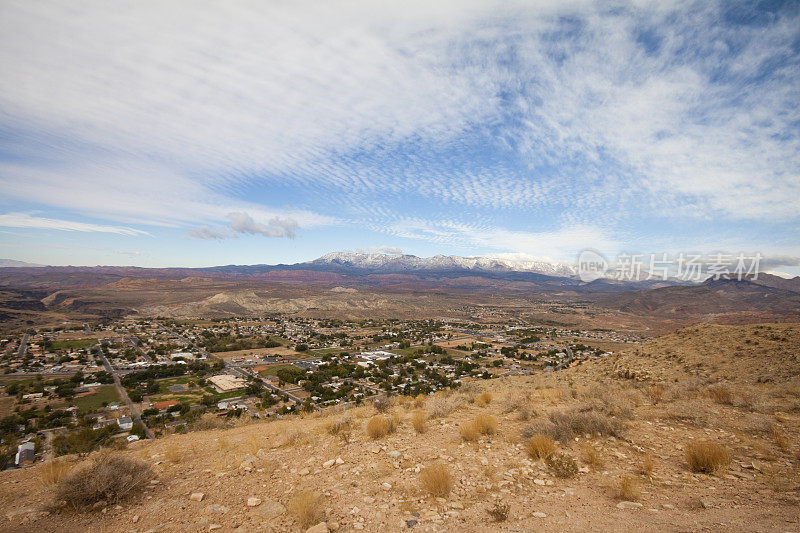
xmin=2 ymin=323 xmax=798 ymax=532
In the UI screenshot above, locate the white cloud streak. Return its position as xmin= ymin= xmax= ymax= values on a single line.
xmin=0 ymin=212 xmax=148 ymax=235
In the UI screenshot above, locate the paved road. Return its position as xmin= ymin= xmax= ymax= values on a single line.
xmin=229 ymin=365 xmax=305 ymax=403
xmin=95 ymin=345 xmax=153 ymax=439
xmin=16 ymin=332 xmax=28 ymax=358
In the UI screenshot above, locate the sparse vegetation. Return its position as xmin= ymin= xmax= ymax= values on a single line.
xmin=288 ymin=488 xmax=324 ymax=528
xmin=523 ymin=409 xmax=623 ymax=443
xmin=525 ymin=435 xmax=556 ymax=460
xmin=55 ymin=454 xmax=152 ymax=509
xmin=460 ymin=420 xmax=480 ymax=441
xmin=487 ymin=502 xmax=509 ymax=522
xmin=475 ymin=391 xmax=493 ymax=406
xmin=373 ymin=396 xmax=392 ymax=413
xmin=617 ymin=475 xmax=641 ymax=501
xmin=546 ymin=452 xmax=579 ymax=478
xmin=38 ymin=458 xmax=72 ymax=486
xmin=685 ymin=440 xmax=731 ymax=474
xmin=419 ymin=462 xmax=453 ymax=497
xmin=366 ymin=415 xmax=394 ymax=439
xmin=474 ymin=413 xmax=498 ymax=435
xmin=327 ymin=416 xmax=353 ymax=442
xmin=580 ymin=444 xmax=604 ymax=470
xmin=648 ymin=385 xmax=665 ymax=405
xmin=706 ymin=385 xmax=734 ymax=405
xmin=411 ymin=409 xmax=427 ymax=433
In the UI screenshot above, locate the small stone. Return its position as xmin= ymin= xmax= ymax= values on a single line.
xmin=323 ymin=459 xmax=336 ymax=468
xmin=209 ymin=525 xmax=222 ymax=531
xmin=133 ymin=515 xmax=140 ymax=523
xmin=700 ymin=499 xmax=712 ymax=509
xmin=149 ymin=479 xmax=160 ymax=485
xmin=662 ymin=504 xmax=675 ymax=510
xmin=205 ymin=504 xmax=229 ymax=514
xmin=616 ymin=501 xmax=643 ymax=510
xmin=247 ymin=497 xmax=262 ymax=507
xmin=335 ymin=457 xmax=344 ymax=465
xmin=190 ymin=493 xmax=205 ymax=502
xmin=305 ymin=523 xmax=329 ymax=533
xmin=299 ymin=468 xmax=311 ymax=475
xmin=450 ymin=501 xmax=464 ymax=509
xmin=353 ymin=524 xmax=365 ymax=530
xmin=382 ymin=482 xmax=392 ymax=490
xmin=534 ymin=479 xmax=546 ymax=485
xmin=387 ymin=451 xmax=403 ymax=461
xmin=406 ymin=519 xmax=418 ymax=528
xmin=532 ymin=511 xmax=547 ymax=518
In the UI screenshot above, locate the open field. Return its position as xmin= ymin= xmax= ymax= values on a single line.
xmin=67 ymin=385 xmax=120 ymax=413
xmin=212 ymin=345 xmax=306 ymax=361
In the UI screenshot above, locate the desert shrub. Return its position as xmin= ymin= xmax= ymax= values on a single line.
xmin=685 ymin=440 xmax=731 ymax=474
xmin=474 ymin=413 xmax=498 ymax=435
xmin=639 ymin=454 xmax=654 ymax=476
xmin=580 ymin=444 xmax=604 ymax=470
xmin=39 ymin=458 xmax=72 ymax=486
xmin=617 ymin=475 xmax=641 ymax=501
xmin=581 ymin=386 xmax=635 ymax=419
xmin=487 ymin=502 xmax=509 ymax=522
xmin=525 ymin=435 xmax=556 ymax=460
xmin=55 ymin=454 xmax=152 ymax=509
xmin=460 ymin=420 xmax=480 ymax=442
xmin=427 ymin=391 xmax=467 ymax=418
xmin=411 ymin=410 xmax=427 ymax=434
xmin=414 ymin=394 xmax=426 ymax=408
xmin=373 ymin=396 xmax=392 ymax=413
xmin=326 ymin=416 xmax=353 ymax=442
xmin=419 ymin=462 xmax=453 ymax=497
xmin=475 ymin=392 xmax=493 ymax=406
xmin=524 ymin=410 xmax=623 ymax=443
xmin=648 ymin=385 xmax=665 ymax=405
xmin=545 ymin=453 xmax=579 ymax=478
xmin=288 ymin=488 xmax=324 ymax=528
xmin=705 ymin=386 xmax=734 ymax=405
xmin=366 ymin=415 xmax=393 ymax=439
xmin=164 ymin=446 xmax=184 ymax=463
xmin=503 ymin=395 xmax=534 ymax=420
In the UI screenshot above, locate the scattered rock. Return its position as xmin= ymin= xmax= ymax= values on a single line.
xmin=247 ymin=497 xmax=262 ymax=507
xmin=209 ymin=525 xmax=222 ymax=531
xmin=190 ymin=493 xmax=205 ymax=502
xmin=616 ymin=501 xmax=643 ymax=510
xmin=532 ymin=511 xmax=547 ymax=518
xmin=406 ymin=519 xmax=418 ymax=528
xmin=205 ymin=504 xmax=230 ymax=514
xmin=306 ymin=522 xmax=329 ymax=533
xmin=323 ymin=459 xmax=336 ymax=468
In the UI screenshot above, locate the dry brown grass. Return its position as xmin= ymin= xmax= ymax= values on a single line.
xmin=414 ymin=394 xmax=427 ymax=408
xmin=288 ymin=488 xmax=324 ymax=528
xmin=580 ymin=444 xmax=605 ymax=470
xmin=326 ymin=416 xmax=353 ymax=443
xmin=617 ymin=475 xmax=641 ymax=501
xmin=772 ymin=427 xmax=790 ymax=452
xmin=474 ymin=413 xmax=498 ymax=435
xmin=685 ymin=440 xmax=732 ymax=474
xmin=164 ymin=446 xmax=184 ymax=463
xmin=419 ymin=462 xmax=453 ymax=497
xmin=705 ymin=385 xmax=734 ymax=405
xmin=411 ymin=410 xmax=428 ymax=434
xmin=475 ymin=391 xmax=493 ymax=406
xmin=525 ymin=435 xmax=556 ymax=460
xmin=460 ymin=420 xmax=480 ymax=442
xmin=639 ymin=454 xmax=655 ymax=477
xmin=366 ymin=415 xmax=394 ymax=439
xmin=648 ymin=385 xmax=665 ymax=405
xmin=38 ymin=458 xmax=72 ymax=486
xmin=55 ymin=454 xmax=152 ymax=509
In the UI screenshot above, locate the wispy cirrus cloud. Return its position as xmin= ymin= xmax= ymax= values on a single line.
xmin=0 ymin=212 xmax=148 ymax=236
xmin=0 ymin=1 xmax=797 ymax=264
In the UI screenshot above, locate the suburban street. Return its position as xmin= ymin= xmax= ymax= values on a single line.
xmin=95 ymin=345 xmax=154 ymax=439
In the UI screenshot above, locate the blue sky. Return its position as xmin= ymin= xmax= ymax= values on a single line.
xmin=0 ymin=0 xmax=798 ymax=273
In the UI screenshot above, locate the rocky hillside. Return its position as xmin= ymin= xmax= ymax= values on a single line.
xmin=2 ymin=324 xmax=799 ymax=532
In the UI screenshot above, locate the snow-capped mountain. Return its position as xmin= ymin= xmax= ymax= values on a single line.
xmin=308 ymin=251 xmax=577 ymax=277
